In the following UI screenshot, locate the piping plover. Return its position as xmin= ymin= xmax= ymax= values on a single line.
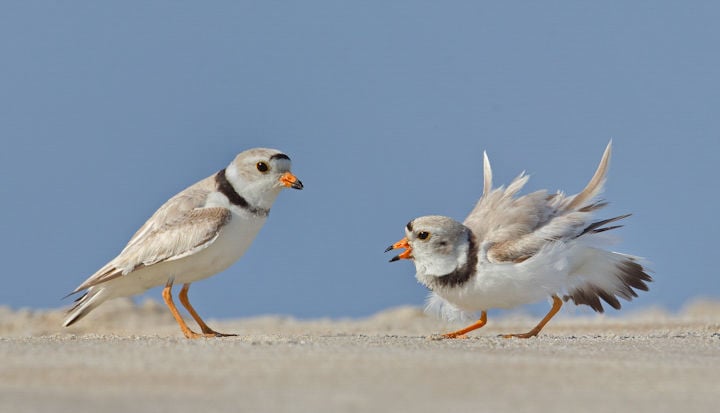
xmin=386 ymin=142 xmax=651 ymax=338
xmin=65 ymin=148 xmax=303 ymax=338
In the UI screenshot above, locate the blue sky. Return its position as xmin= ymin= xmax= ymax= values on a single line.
xmin=1 ymin=2 xmax=717 ymax=319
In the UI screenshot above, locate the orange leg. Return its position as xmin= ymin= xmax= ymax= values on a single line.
xmin=162 ymin=278 xmax=203 ymax=339
xmin=442 ymin=311 xmax=488 ymax=339
xmin=503 ymin=295 xmax=563 ymax=339
xmin=179 ymin=283 xmax=236 ymax=337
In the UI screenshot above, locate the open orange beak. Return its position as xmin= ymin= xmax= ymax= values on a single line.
xmin=385 ymin=237 xmax=413 ymax=262
xmin=279 ymin=172 xmax=304 ymax=190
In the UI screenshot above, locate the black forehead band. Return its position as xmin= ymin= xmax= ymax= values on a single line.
xmin=270 ymin=153 xmax=291 ymax=161
xmin=406 ymin=221 xmax=413 ymax=232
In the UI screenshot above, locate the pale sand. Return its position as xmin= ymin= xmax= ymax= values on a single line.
xmin=1 ymin=299 xmax=719 ymax=413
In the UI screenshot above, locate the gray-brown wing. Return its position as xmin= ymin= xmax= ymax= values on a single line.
xmin=72 ymin=206 xmax=230 ymax=293
xmin=465 ymin=143 xmax=612 ymax=263
xmin=464 ymin=179 xmax=562 ymax=262
xmin=121 ymin=176 xmax=216 ymax=253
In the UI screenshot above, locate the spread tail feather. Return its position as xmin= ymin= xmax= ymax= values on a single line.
xmin=564 ymin=247 xmax=652 ymax=313
xmin=63 ymin=288 xmax=110 ymax=327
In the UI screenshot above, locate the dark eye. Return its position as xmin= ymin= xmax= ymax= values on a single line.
xmin=417 ymin=231 xmax=430 ymax=240
xmin=256 ymin=162 xmax=269 ymax=173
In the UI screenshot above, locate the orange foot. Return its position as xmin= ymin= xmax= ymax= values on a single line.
xmin=183 ymin=330 xmax=238 ymax=339
xmin=501 ymin=295 xmax=563 ymax=339
xmin=437 ymin=311 xmax=488 ymax=339
xmin=501 ymin=332 xmax=538 ymax=339
xmin=200 ymin=330 xmax=237 ymax=338
xmin=441 ymin=332 xmax=469 ymax=339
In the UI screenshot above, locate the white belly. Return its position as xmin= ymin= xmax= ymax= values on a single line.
xmin=437 ymin=267 xmax=556 ymax=312
xmin=431 ymin=248 xmax=572 ymax=311
xmin=170 ymin=211 xmax=266 ymax=284
xmin=425 ymin=240 xmax=628 ymax=314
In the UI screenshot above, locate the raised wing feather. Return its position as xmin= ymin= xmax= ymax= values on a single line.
xmin=464 ymin=142 xmax=614 ymax=263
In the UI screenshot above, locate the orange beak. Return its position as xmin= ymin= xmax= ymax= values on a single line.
xmin=279 ymin=172 xmax=304 ymax=189
xmin=385 ymin=237 xmax=413 ymax=262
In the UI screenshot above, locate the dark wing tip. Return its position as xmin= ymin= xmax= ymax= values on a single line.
xmin=578 ymin=214 xmax=633 ymax=237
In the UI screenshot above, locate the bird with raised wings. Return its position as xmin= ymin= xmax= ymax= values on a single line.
xmin=386 ymin=142 xmax=651 ymax=338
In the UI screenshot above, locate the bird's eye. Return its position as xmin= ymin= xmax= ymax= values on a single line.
xmin=418 ymin=231 xmax=430 ymax=240
xmin=256 ymin=162 xmax=269 ymax=173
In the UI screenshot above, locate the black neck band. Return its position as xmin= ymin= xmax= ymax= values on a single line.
xmin=215 ymin=169 xmax=269 ymax=216
xmin=432 ymin=231 xmax=479 ymax=289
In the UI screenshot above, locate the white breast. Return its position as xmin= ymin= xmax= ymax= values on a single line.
xmin=168 ymin=210 xmax=267 ymax=284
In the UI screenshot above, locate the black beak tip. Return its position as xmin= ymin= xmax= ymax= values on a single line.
xmin=389 ymin=255 xmax=400 ymax=263
xmin=384 ymin=245 xmax=394 ymax=253
xmin=292 ymin=180 xmax=304 ymax=190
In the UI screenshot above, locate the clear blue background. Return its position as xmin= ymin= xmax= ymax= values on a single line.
xmin=1 ymin=2 xmax=717 ymax=319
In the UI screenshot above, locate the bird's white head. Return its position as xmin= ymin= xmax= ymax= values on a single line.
xmin=223 ymin=148 xmax=303 ymax=211
xmin=386 ymin=215 xmax=473 ymax=285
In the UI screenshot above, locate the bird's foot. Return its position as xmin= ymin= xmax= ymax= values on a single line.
xmin=500 ymin=331 xmax=538 ymax=339
xmin=182 ymin=328 xmax=237 ymax=339
xmin=443 ymin=332 xmax=469 ymax=339
xmin=204 ymin=331 xmax=238 ymax=338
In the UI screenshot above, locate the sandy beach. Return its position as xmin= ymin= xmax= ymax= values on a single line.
xmin=1 ymin=299 xmax=718 ymax=413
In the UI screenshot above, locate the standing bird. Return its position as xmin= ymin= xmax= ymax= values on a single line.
xmin=386 ymin=142 xmax=651 ymax=338
xmin=65 ymin=148 xmax=303 ymax=338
